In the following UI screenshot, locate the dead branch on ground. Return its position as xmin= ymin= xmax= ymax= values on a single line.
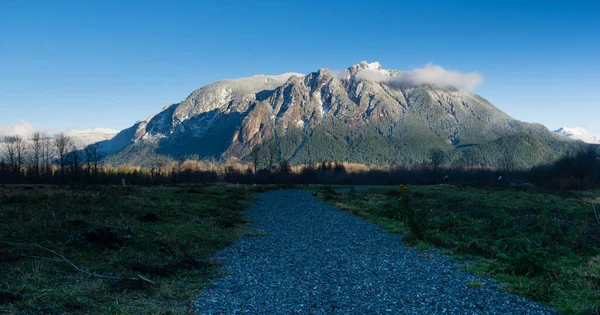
xmin=593 ymin=202 xmax=600 ymax=226
xmin=8 ymin=242 xmax=155 ymax=285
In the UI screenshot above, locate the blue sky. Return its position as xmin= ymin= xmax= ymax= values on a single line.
xmin=1 ymin=0 xmax=599 ymax=134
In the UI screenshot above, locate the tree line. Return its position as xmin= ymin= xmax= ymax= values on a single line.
xmin=1 ymin=133 xmax=102 ymax=184
xmin=1 ymin=132 xmax=598 ymax=189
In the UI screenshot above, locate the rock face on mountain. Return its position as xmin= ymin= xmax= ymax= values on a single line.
xmin=100 ymin=62 xmax=583 ymax=168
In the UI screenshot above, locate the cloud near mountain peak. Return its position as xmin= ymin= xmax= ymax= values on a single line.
xmin=356 ymin=63 xmax=484 ymax=90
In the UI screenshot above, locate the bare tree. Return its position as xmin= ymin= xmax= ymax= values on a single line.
xmin=249 ymin=146 xmax=262 ymax=173
xmin=3 ymin=135 xmax=26 ymax=176
xmin=41 ymin=134 xmax=53 ymax=176
xmin=0 ymin=157 xmax=6 ymax=179
xmin=279 ymin=159 xmax=292 ymax=174
xmin=31 ymin=132 xmax=42 ymax=176
xmin=265 ymin=141 xmax=279 ymax=171
xmin=70 ymin=138 xmax=83 ymax=182
xmin=172 ymin=155 xmax=187 ymax=183
xmin=151 ymin=157 xmax=167 ymax=182
xmin=85 ymin=145 xmax=93 ymax=181
xmin=54 ymin=133 xmax=72 ymax=178
xmin=176 ymin=155 xmax=186 ymax=174
xmin=2 ymin=136 xmax=17 ymax=170
xmin=14 ymin=135 xmax=26 ymax=173
xmin=151 ymin=162 xmax=159 ymax=180
xmin=85 ymin=143 xmax=102 ymax=182
xmin=263 ymin=118 xmax=280 ymax=172
xmin=428 ymin=148 xmax=446 ymax=184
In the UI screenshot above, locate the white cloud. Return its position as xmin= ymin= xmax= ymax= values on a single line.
xmin=331 ymin=69 xmax=349 ymax=80
xmin=0 ymin=121 xmax=54 ymax=139
xmin=356 ymin=69 xmax=390 ymax=82
xmin=356 ymin=63 xmax=484 ymax=90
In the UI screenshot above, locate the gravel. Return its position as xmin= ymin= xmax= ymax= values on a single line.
xmin=196 ymin=190 xmax=556 ymax=314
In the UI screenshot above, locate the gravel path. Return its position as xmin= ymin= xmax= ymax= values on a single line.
xmin=196 ymin=190 xmax=556 ymax=314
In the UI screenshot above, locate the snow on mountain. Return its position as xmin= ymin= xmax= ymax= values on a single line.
xmin=65 ymin=128 xmax=119 ymax=146
xmin=554 ymin=127 xmax=600 ymax=144
xmin=366 ymin=61 xmax=383 ymax=70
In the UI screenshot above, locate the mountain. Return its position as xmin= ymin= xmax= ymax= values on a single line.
xmin=0 ymin=121 xmax=118 ymax=147
xmin=67 ymin=128 xmax=118 ymax=146
xmin=554 ymin=127 xmax=600 ymax=144
xmin=100 ymin=62 xmax=584 ymax=168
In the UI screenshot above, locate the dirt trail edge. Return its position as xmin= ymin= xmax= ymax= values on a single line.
xmin=196 ymin=190 xmax=556 ymax=314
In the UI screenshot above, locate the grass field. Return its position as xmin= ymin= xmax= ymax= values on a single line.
xmin=0 ymin=185 xmax=255 ymax=314
xmin=317 ymin=185 xmax=600 ymax=314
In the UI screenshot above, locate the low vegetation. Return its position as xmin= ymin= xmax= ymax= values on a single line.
xmin=317 ymin=185 xmax=600 ymax=314
xmin=0 ymin=185 xmax=254 ymax=314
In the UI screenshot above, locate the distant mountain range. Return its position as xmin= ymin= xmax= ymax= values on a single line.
xmin=66 ymin=128 xmax=118 ymax=146
xmin=97 ymin=62 xmax=588 ymax=169
xmin=554 ymin=127 xmax=600 ymax=144
xmin=0 ymin=124 xmax=117 ymax=147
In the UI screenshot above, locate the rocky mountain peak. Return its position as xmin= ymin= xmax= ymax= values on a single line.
xmin=347 ymin=61 xmax=384 ymax=76
xmin=99 ymin=61 xmax=583 ymax=169
xmin=353 ymin=61 xmax=383 ymax=70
